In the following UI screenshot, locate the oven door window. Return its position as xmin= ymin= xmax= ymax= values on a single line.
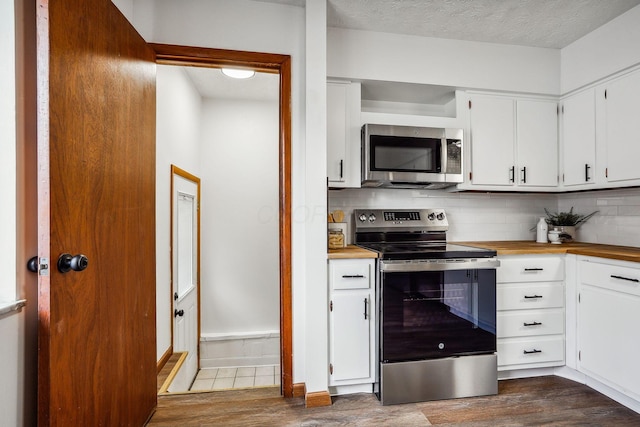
xmin=380 ymin=269 xmax=496 ymax=363
xmin=370 ymin=135 xmax=442 ymax=173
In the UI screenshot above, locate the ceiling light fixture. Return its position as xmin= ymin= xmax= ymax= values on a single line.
xmin=221 ymin=68 xmax=255 ymax=79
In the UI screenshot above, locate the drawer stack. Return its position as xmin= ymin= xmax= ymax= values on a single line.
xmin=496 ymin=255 xmax=565 ymax=370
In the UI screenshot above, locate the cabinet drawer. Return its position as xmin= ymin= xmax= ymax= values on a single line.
xmin=498 ymin=336 xmax=564 ymax=367
xmin=330 ymin=260 xmax=372 ymax=290
xmin=498 ymin=283 xmax=564 ymax=310
xmin=580 ymin=260 xmax=640 ymax=297
xmin=497 ymin=256 xmax=564 ymax=283
xmin=497 ymin=308 xmax=564 ymax=338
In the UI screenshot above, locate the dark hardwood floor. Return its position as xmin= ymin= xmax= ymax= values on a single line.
xmin=147 ymin=376 xmax=640 ymax=426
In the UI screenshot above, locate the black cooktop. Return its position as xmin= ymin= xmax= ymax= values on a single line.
xmin=356 ymin=243 xmax=497 ymax=260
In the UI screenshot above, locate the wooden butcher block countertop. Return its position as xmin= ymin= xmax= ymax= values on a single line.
xmin=456 ymin=241 xmax=640 ymax=263
xmin=328 ymin=245 xmax=378 ymax=260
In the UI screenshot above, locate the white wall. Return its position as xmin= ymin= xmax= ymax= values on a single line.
xmin=132 ymin=0 xmax=313 ymax=386
xmin=199 ymin=95 xmax=280 ymax=336
xmin=561 ymin=5 xmax=640 ymax=93
xmin=0 ymin=0 xmax=22 ymax=424
xmin=0 ymin=0 xmax=17 ymax=305
xmin=304 ymin=0 xmax=328 ymax=395
xmin=328 ymin=27 xmax=561 ymax=95
xmin=156 ymin=65 xmax=203 ymax=360
xmin=111 ymin=0 xmax=134 ymax=22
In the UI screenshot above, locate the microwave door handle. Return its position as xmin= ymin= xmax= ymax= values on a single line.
xmin=441 ymin=138 xmax=447 ymax=174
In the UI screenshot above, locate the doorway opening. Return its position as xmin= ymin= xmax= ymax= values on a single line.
xmin=167 ymin=166 xmax=201 ymax=393
xmin=153 ymin=44 xmax=293 ymax=398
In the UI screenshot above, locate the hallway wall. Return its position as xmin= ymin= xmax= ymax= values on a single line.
xmin=156 ymin=65 xmax=203 ymax=360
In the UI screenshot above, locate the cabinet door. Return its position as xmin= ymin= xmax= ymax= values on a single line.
xmin=327 ymin=83 xmax=348 ymax=184
xmin=470 ymin=96 xmax=515 ymax=186
xmin=516 ymin=100 xmax=558 ymax=187
xmin=562 ymin=90 xmax=596 ymax=187
xmin=605 ymin=70 xmax=640 ymax=183
xmin=579 ymin=283 xmax=640 ymax=398
xmin=327 ymin=82 xmax=361 ymax=187
xmin=329 ymin=292 xmax=371 ymax=382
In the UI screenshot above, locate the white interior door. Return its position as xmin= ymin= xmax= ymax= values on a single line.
xmin=169 ymin=166 xmax=200 ymax=392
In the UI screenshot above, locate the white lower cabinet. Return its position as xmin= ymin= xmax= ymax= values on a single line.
xmin=496 ymin=255 xmax=565 ymax=371
xmin=328 ymin=259 xmax=376 ymax=392
xmin=578 ymin=257 xmax=640 ymax=401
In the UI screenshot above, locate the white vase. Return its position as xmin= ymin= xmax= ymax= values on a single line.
xmin=536 ymin=217 xmax=548 ymax=243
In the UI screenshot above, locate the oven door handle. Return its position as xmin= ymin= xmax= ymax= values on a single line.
xmin=380 ymin=258 xmax=500 ymax=272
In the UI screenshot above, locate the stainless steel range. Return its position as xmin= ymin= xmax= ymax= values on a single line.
xmin=354 ymin=208 xmax=500 ymax=405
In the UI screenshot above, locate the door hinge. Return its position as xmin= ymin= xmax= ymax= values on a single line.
xmin=468 ymin=100 xmax=472 ymax=109
xmin=329 ymin=363 xmax=333 ymax=375
xmin=330 ymin=300 xmax=333 ymax=312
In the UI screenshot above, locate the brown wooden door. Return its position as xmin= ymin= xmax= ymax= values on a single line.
xmin=36 ymin=0 xmax=157 ymax=425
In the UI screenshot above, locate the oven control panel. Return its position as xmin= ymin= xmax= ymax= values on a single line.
xmin=354 ymin=208 xmax=448 ymax=231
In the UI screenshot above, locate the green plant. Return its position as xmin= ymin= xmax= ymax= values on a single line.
xmin=544 ymin=207 xmax=598 ymax=227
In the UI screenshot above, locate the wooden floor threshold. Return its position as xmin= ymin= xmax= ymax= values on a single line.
xmin=157 ymin=352 xmax=187 ymax=394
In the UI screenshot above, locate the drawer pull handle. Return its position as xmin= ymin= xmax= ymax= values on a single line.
xmin=610 ymin=274 xmax=639 ymax=283
xmin=524 ymin=295 xmax=543 ymax=299
xmin=523 ymin=321 xmax=542 ymax=327
xmin=523 ymin=349 xmax=542 ymax=354
xmin=342 ymin=274 xmax=365 ymax=279
xmin=524 ymin=268 xmax=544 ymax=272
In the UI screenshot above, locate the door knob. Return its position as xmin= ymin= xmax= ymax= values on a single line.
xmin=27 ymin=256 xmax=39 ymax=273
xmin=174 ymin=309 xmax=185 ymax=317
xmin=57 ymin=253 xmax=89 ymax=273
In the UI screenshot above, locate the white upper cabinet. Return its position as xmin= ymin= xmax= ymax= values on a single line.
xmin=516 ymin=100 xmax=559 ymax=187
xmin=327 ymin=81 xmax=361 ymax=188
xmin=561 ymin=89 xmax=596 ymax=188
xmin=468 ymin=95 xmax=558 ymax=190
xmin=603 ymin=69 xmax=640 ymax=183
xmin=469 ymin=96 xmax=515 ymax=186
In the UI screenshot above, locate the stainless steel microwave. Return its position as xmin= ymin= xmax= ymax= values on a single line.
xmin=361 ymin=124 xmax=463 ymax=189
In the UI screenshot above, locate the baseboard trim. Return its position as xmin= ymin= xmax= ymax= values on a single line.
xmin=157 ymin=346 xmax=173 ymax=375
xmin=292 ymin=382 xmax=306 ymax=398
xmin=305 ymin=390 xmax=332 ymax=408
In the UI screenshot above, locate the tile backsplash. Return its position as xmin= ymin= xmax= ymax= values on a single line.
xmin=557 ymin=188 xmax=640 ymax=247
xmin=329 ymin=187 xmax=640 ymax=247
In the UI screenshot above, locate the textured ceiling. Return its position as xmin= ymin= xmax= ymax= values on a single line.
xmin=326 ymin=0 xmax=640 ymax=49
xmin=259 ymin=0 xmax=640 ymax=49
xmin=176 ymin=1 xmax=640 ymax=100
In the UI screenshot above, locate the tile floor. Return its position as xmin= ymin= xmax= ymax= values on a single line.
xmin=190 ymin=365 xmax=280 ymax=391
